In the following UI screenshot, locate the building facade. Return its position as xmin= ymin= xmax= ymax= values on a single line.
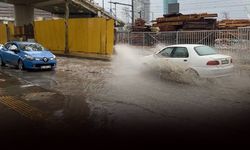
xmin=163 ymin=0 xmax=178 ymax=14
xmin=134 ymin=0 xmax=150 ymax=22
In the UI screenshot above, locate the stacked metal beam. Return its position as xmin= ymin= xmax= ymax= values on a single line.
xmin=218 ymin=19 xmax=250 ymax=29
xmin=153 ymin=13 xmax=218 ymax=31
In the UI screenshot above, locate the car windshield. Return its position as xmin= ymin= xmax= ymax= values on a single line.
xmin=20 ymin=43 xmax=46 ymax=51
xmin=194 ymin=46 xmax=218 ymax=56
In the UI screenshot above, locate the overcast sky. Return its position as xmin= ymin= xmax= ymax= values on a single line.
xmin=95 ymin=0 xmax=250 ymax=21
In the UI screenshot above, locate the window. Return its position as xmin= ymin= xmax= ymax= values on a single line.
xmin=4 ymin=43 xmax=12 ymax=49
xmin=171 ymin=47 xmax=189 ymax=58
xmin=20 ymin=43 xmax=45 ymax=51
xmin=194 ymin=46 xmax=218 ymax=56
xmin=158 ymin=47 xmax=174 ymax=57
xmin=8 ymin=44 xmax=18 ymax=51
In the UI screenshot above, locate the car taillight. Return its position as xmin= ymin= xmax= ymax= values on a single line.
xmin=207 ymin=60 xmax=220 ymax=65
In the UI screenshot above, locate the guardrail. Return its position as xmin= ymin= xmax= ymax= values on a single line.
xmin=116 ymin=28 xmax=250 ymax=63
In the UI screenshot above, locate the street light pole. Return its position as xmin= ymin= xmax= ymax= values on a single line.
xmin=138 ymin=11 xmax=142 ymax=19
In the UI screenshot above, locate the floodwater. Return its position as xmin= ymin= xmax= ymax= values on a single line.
xmin=1 ymin=44 xmax=250 ymax=143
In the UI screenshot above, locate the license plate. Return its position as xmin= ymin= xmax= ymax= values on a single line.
xmin=221 ymin=59 xmax=229 ymax=64
xmin=41 ymin=66 xmax=51 ymax=69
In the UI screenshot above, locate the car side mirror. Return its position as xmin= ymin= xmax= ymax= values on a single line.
xmin=154 ymin=53 xmax=159 ymax=57
xmin=162 ymin=53 xmax=170 ymax=57
xmin=11 ymin=49 xmax=20 ymax=53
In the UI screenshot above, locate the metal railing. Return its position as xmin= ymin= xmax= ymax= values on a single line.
xmin=116 ymin=28 xmax=250 ymax=63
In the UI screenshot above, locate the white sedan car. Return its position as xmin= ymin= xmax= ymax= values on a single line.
xmin=143 ymin=44 xmax=234 ymax=78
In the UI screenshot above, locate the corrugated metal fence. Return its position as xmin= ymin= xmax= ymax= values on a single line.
xmin=0 ymin=24 xmax=7 ymax=44
xmin=116 ymin=27 xmax=250 ymax=63
xmin=35 ymin=18 xmax=114 ymax=56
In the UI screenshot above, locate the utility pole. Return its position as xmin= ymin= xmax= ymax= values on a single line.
xmin=109 ymin=1 xmax=134 ymax=24
xmin=245 ymin=6 xmax=250 ymax=19
xmin=110 ymin=0 xmax=112 ymax=13
xmin=65 ymin=0 xmax=70 ymax=54
xmin=102 ymin=0 xmax=105 ymax=9
xmin=131 ymin=0 xmax=134 ymax=25
xmin=151 ymin=12 xmax=154 ymax=20
xmin=114 ymin=3 xmax=117 ymax=18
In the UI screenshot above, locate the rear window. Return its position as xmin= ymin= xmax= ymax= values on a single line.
xmin=194 ymin=46 xmax=218 ymax=56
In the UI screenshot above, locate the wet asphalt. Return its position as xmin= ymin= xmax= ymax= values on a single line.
xmin=1 ymin=46 xmax=250 ymax=146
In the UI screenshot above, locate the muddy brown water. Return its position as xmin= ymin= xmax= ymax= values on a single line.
xmin=1 ymin=45 xmax=250 ymax=144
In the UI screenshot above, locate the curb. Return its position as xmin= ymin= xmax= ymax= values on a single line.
xmin=51 ymin=51 xmax=112 ymax=61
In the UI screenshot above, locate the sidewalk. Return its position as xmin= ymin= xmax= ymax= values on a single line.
xmin=51 ymin=50 xmax=112 ymax=61
xmin=0 ymin=71 xmax=65 ymax=121
xmin=0 ymin=71 xmax=89 ymax=143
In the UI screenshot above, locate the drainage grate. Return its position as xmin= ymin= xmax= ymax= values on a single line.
xmin=0 ymin=96 xmax=48 ymax=122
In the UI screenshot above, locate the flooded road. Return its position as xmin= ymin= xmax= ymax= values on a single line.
xmin=1 ymin=45 xmax=250 ymax=143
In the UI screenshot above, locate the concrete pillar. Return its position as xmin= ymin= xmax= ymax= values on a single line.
xmin=14 ymin=5 xmax=34 ymax=26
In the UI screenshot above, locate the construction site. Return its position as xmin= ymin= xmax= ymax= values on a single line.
xmin=0 ymin=0 xmax=250 ymax=147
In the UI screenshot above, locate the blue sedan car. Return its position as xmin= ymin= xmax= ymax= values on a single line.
xmin=0 ymin=42 xmax=57 ymax=70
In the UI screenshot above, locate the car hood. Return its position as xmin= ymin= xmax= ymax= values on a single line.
xmin=25 ymin=51 xmax=54 ymax=58
xmin=143 ymin=54 xmax=155 ymax=60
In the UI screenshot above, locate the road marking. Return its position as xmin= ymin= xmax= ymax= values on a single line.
xmin=0 ymin=79 xmax=6 ymax=82
xmin=0 ymin=96 xmax=48 ymax=122
xmin=20 ymin=84 xmax=38 ymax=88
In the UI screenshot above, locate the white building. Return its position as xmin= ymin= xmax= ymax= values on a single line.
xmin=134 ymin=0 xmax=150 ymax=22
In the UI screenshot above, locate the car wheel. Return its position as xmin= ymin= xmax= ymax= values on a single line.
xmin=0 ymin=56 xmax=5 ymax=66
xmin=18 ymin=60 xmax=24 ymax=70
xmin=184 ymin=68 xmax=200 ymax=83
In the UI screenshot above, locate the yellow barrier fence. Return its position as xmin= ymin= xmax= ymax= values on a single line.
xmin=34 ymin=20 xmax=65 ymax=51
xmin=34 ymin=18 xmax=114 ymax=56
xmin=0 ymin=24 xmax=8 ymax=44
xmin=7 ymin=23 xmax=15 ymax=41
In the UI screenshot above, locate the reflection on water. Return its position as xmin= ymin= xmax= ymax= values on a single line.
xmin=0 ymin=45 xmax=250 ymax=135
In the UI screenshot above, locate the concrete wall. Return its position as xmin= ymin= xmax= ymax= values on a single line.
xmin=14 ymin=5 xmax=34 ymax=26
xmin=0 ymin=2 xmax=53 ymax=21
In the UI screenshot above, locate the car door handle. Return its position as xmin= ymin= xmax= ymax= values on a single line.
xmin=184 ymin=59 xmax=188 ymax=62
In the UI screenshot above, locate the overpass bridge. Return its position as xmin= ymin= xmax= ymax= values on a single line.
xmin=0 ymin=0 xmax=120 ymax=26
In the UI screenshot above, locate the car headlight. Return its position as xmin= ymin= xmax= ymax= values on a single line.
xmin=50 ymin=55 xmax=56 ymax=60
xmin=24 ymin=54 xmax=34 ymax=61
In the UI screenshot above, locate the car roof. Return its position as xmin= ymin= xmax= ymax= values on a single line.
xmin=10 ymin=41 xmax=37 ymax=45
xmin=166 ymin=44 xmax=205 ymax=48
